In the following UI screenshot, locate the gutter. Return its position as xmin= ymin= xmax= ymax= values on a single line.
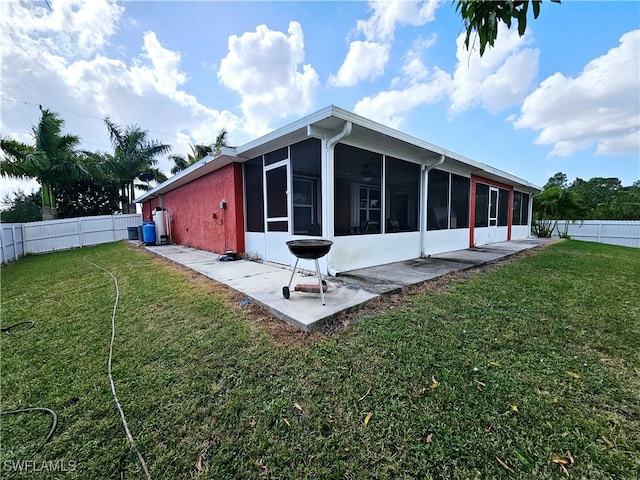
xmin=326 ymin=121 xmax=352 ymax=277
xmin=420 ymin=154 xmax=445 ymax=258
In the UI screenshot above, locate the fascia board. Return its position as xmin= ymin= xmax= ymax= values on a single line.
xmin=134 ymin=154 xmax=240 ymax=202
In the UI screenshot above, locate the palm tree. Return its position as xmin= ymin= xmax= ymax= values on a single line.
xmin=169 ymin=129 xmax=229 ymax=175
xmin=103 ymin=117 xmax=171 ymax=213
xmin=168 ymin=144 xmax=208 ymax=175
xmin=1 ymin=109 xmax=86 ymax=220
xmin=213 ymin=128 xmax=228 ymax=152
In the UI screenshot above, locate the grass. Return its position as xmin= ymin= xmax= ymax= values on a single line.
xmin=1 ymin=240 xmax=639 ymax=479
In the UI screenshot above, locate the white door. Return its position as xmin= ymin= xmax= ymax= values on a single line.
xmin=264 ymin=160 xmax=291 ymax=265
xmin=487 ymin=187 xmax=499 ymax=243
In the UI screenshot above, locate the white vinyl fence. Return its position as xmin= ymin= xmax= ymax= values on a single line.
xmin=553 ymin=220 xmax=640 ymax=248
xmin=1 ymin=214 xmax=142 ymax=264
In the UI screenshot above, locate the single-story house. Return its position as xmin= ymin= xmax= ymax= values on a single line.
xmin=136 ymin=105 xmax=540 ymax=275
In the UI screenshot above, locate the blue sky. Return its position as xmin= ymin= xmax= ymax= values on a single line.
xmin=2 ymin=0 xmax=639 ymax=201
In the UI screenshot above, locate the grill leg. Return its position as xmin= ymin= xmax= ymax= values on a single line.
xmin=287 ymin=257 xmax=300 ymax=290
xmin=315 ymin=258 xmax=326 ymax=305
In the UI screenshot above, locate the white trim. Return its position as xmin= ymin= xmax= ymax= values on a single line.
xmin=137 ymin=106 xmax=539 ymax=205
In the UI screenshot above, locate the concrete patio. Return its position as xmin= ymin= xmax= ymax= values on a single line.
xmin=145 ymin=238 xmax=552 ymax=331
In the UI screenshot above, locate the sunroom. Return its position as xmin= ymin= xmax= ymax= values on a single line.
xmin=237 ymin=106 xmax=539 ymax=275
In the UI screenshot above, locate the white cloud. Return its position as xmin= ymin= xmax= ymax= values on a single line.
xmin=0 ymin=0 xmax=246 ymax=185
xmin=354 ymin=68 xmax=451 ymax=128
xmin=354 ymin=35 xmax=450 ymax=126
xmin=515 ymin=30 xmax=640 ymax=157
xmin=449 ymin=26 xmax=539 ymax=115
xmin=217 ymin=21 xmax=319 ymax=134
xmin=131 ymin=32 xmax=188 ymax=95
xmin=399 ymin=34 xmax=438 ymax=84
xmin=330 ymin=0 xmax=439 ymax=88
xmin=352 ymin=25 xmax=540 ymax=127
xmin=356 ymin=0 xmax=439 ymax=42
xmin=2 ymin=0 xmax=124 ymax=57
xmin=328 ymin=41 xmax=390 ymax=87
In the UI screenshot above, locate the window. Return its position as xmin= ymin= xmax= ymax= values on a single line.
xmin=522 ymin=193 xmax=530 ymax=225
xmin=428 ymin=170 xmax=471 ymax=231
xmin=498 ymin=188 xmax=510 ymax=226
xmin=385 ymin=156 xmax=419 ymax=233
xmin=264 ymin=147 xmax=288 ymax=166
xmin=334 ymin=144 xmax=382 ymax=236
xmin=293 ymin=178 xmax=315 ymax=233
xmin=244 ymin=157 xmax=264 ymax=232
xmin=291 ymin=138 xmax=322 ymax=235
xmin=427 ymin=169 xmax=449 ymax=230
xmin=475 ymin=183 xmax=489 ymax=227
xmin=512 ymin=192 xmax=530 ymax=226
xmin=450 ymin=174 xmax=470 ymax=229
xmin=265 ymin=165 xmax=287 ymax=218
xmin=359 ymin=186 xmax=381 ymax=234
xmin=512 ymin=191 xmax=522 ymax=225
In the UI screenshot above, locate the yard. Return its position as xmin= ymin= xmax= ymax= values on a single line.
xmin=1 ymin=240 xmax=638 ymax=479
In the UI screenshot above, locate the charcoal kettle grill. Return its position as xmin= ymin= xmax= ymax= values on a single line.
xmin=283 ymin=239 xmax=333 ymax=305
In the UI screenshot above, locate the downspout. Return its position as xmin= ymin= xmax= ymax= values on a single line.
xmin=326 ymin=121 xmax=352 ymax=276
xmin=327 ymin=121 xmax=352 ymax=149
xmin=420 ymin=154 xmax=445 ymax=258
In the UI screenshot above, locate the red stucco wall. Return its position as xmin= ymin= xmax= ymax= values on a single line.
xmin=141 ymin=162 xmax=245 ymax=254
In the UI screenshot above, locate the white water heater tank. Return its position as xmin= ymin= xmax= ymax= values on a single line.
xmin=153 ymin=209 xmax=168 ymax=238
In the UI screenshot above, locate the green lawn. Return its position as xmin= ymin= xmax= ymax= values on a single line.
xmin=1 ymin=240 xmax=638 ymax=479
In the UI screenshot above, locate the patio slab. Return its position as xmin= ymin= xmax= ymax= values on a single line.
xmin=144 ymin=238 xmax=553 ymax=331
xmin=144 ymin=245 xmax=376 ymax=332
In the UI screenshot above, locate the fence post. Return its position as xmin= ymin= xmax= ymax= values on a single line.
xmin=11 ymin=225 xmax=17 ymax=261
xmin=77 ymin=218 xmax=84 ymax=248
xmin=112 ymin=215 xmax=117 ymax=242
xmin=21 ymin=223 xmax=27 ymax=255
xmin=597 ymin=221 xmax=602 ymax=243
xmin=0 ymin=226 xmax=6 ymax=264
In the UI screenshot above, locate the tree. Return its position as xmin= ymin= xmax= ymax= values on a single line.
xmin=103 ymin=117 xmax=171 ymax=213
xmin=607 ymin=186 xmax=640 ymax=220
xmin=213 ymin=128 xmax=229 ymax=153
xmin=55 ymin=178 xmax=120 ymax=218
xmin=533 ymin=173 xmax=587 ymax=237
xmin=0 ymin=189 xmax=42 ymax=223
xmin=545 ymin=172 xmax=568 ymax=189
xmin=0 ymin=110 xmax=87 ymax=220
xmin=569 ymin=177 xmax=622 ymax=219
xmin=169 ymin=129 xmax=228 ymax=174
xmin=455 ymin=0 xmax=561 ymax=56
xmin=169 ymin=144 xmax=209 ymax=175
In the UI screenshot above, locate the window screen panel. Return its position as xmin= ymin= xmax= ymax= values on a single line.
xmin=427 ymin=169 xmax=449 ymax=231
xmin=450 ymin=174 xmax=470 ymax=229
xmin=245 ymin=157 xmax=264 ymax=232
xmin=512 ymin=191 xmax=522 ymax=225
xmin=385 ymin=156 xmax=419 ymax=233
xmin=522 ymin=193 xmax=530 ymax=225
xmin=475 ymin=183 xmax=489 ymax=228
xmin=498 ymin=188 xmax=509 ymax=226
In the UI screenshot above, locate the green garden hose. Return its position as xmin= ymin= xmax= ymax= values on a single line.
xmin=1 ymin=321 xmax=35 ymax=333
xmin=1 ymin=322 xmax=58 ymax=455
xmin=0 ymin=407 xmax=58 ymax=455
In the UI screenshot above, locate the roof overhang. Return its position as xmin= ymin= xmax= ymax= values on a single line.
xmin=134 ymin=153 xmax=243 ymax=203
xmin=135 ymin=105 xmax=540 ymax=203
xmin=237 ymin=105 xmax=540 ymax=192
